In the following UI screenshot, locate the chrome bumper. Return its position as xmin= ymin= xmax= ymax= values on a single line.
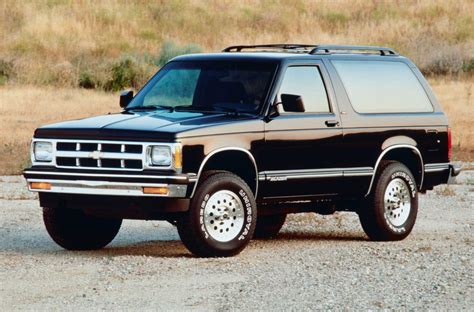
xmin=448 ymin=163 xmax=462 ymax=184
xmin=23 ymin=168 xmax=197 ymax=198
xmin=449 ymin=164 xmax=461 ymax=177
xmin=26 ymin=179 xmax=188 ymax=197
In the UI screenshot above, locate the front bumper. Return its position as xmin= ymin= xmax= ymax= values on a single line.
xmin=23 ymin=168 xmax=197 ymax=198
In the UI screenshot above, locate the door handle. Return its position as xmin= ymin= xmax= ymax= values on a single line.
xmin=325 ymin=120 xmax=339 ymax=127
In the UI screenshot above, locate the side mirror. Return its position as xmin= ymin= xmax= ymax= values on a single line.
xmin=281 ymin=94 xmax=305 ymax=113
xmin=120 ymin=90 xmax=133 ymax=108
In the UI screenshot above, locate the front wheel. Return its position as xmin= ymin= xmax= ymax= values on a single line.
xmin=359 ymin=161 xmax=418 ymax=241
xmin=43 ymin=206 xmax=122 ymax=250
xmin=177 ymin=172 xmax=257 ymax=257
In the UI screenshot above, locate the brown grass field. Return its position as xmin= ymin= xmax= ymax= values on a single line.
xmin=0 ymin=0 xmax=473 ymax=174
xmin=1 ymin=0 xmax=473 ymax=88
xmin=0 ymin=79 xmax=472 ymax=175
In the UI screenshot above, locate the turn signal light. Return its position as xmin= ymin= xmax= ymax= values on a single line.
xmin=143 ymin=187 xmax=169 ymax=195
xmin=174 ymin=145 xmax=182 ymax=170
xmin=30 ymin=182 xmax=51 ymax=190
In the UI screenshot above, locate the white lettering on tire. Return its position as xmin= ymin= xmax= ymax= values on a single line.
xmin=200 ymin=193 xmax=210 ymax=239
xmin=384 ymin=171 xmax=416 ymax=233
xmin=238 ymin=189 xmax=253 ymax=241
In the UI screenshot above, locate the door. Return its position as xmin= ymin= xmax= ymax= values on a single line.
xmin=260 ymin=61 xmax=344 ymax=199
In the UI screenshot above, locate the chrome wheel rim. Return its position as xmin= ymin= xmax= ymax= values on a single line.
xmin=384 ymin=178 xmax=411 ymax=227
xmin=203 ymin=190 xmax=245 ymax=242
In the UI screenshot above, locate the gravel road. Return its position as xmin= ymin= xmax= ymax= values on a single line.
xmin=1 ymin=169 xmax=473 ymax=311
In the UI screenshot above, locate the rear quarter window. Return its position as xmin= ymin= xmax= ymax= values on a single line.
xmin=332 ymin=60 xmax=433 ymax=113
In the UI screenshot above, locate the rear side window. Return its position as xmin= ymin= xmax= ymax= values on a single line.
xmin=332 ymin=60 xmax=433 ymax=113
xmin=278 ymin=66 xmax=330 ymax=113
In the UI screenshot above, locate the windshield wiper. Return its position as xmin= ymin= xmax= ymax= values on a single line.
xmin=124 ymin=105 xmax=174 ymax=112
xmin=172 ymin=106 xmax=214 ymax=114
xmin=212 ymin=106 xmax=255 ymax=117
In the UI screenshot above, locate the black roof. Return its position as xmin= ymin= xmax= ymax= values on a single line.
xmin=172 ymin=44 xmax=404 ymax=63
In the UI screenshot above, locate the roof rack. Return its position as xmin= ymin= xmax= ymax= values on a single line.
xmin=222 ymin=44 xmax=316 ymax=53
xmin=309 ymin=45 xmax=398 ymax=56
xmin=222 ymin=44 xmax=398 ymax=56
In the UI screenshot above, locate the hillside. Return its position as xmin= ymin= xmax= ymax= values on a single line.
xmin=0 ymin=0 xmax=473 ymax=173
xmin=1 ymin=0 xmax=473 ymax=90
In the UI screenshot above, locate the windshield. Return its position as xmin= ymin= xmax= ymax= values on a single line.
xmin=127 ymin=61 xmax=277 ymax=113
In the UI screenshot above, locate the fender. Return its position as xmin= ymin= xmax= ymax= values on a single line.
xmin=381 ymin=136 xmax=417 ymax=150
xmin=366 ymin=144 xmax=424 ymax=196
xmin=190 ymin=147 xmax=258 ymax=198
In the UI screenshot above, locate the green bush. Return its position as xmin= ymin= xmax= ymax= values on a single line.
xmin=325 ymin=12 xmax=349 ymax=25
xmin=78 ymin=72 xmax=96 ymax=89
xmin=154 ymin=40 xmax=202 ymax=67
xmin=104 ymin=57 xmax=140 ymax=91
xmin=0 ymin=60 xmax=13 ymax=85
xmin=98 ymin=41 xmax=201 ymax=92
xmin=102 ymin=55 xmax=155 ymax=91
xmin=462 ymin=58 xmax=474 ymax=74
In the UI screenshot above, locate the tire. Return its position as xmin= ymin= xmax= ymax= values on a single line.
xmin=43 ymin=206 xmax=122 ymax=250
xmin=359 ymin=161 xmax=418 ymax=241
xmin=177 ymin=172 xmax=257 ymax=257
xmin=253 ymin=214 xmax=286 ymax=239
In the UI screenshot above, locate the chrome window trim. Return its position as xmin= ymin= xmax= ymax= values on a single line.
xmin=30 ymin=138 xmax=182 ymax=172
xmin=190 ymin=147 xmax=258 ymax=198
xmin=366 ymin=144 xmax=424 ymax=196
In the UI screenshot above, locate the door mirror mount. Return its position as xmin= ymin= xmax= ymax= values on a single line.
xmin=120 ymin=90 xmax=134 ymax=108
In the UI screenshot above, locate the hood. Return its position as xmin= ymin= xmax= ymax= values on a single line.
xmin=34 ymin=110 xmax=262 ymax=142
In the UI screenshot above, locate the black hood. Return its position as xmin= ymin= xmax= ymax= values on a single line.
xmin=34 ymin=110 xmax=261 ymax=142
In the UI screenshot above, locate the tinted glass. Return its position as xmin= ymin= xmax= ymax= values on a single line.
xmin=129 ymin=61 xmax=277 ymax=113
xmin=332 ymin=60 xmax=433 ymax=113
xmin=278 ymin=66 xmax=330 ymax=113
xmin=143 ymin=69 xmax=200 ymax=107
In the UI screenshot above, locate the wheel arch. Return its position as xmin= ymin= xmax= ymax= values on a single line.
xmin=366 ymin=144 xmax=424 ymax=196
xmin=191 ymin=147 xmax=258 ymax=198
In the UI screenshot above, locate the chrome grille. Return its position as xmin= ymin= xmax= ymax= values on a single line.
xmin=55 ymin=141 xmax=144 ymax=170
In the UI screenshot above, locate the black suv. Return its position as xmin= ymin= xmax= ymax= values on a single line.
xmin=24 ymin=44 xmax=460 ymax=257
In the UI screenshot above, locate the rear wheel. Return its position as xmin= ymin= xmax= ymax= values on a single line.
xmin=43 ymin=206 xmax=122 ymax=250
xmin=177 ymin=172 xmax=257 ymax=257
xmin=253 ymin=214 xmax=286 ymax=239
xmin=359 ymin=161 xmax=418 ymax=241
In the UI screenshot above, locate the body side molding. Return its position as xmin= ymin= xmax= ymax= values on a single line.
xmin=190 ymin=147 xmax=258 ymax=198
xmin=366 ymin=144 xmax=424 ymax=196
xmin=260 ymin=167 xmax=374 ymax=181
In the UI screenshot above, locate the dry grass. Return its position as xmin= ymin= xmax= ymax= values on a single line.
xmin=0 ymin=78 xmax=472 ymax=175
xmin=430 ymin=78 xmax=474 ymax=160
xmin=1 ymin=0 xmax=473 ymax=87
xmin=0 ymin=0 xmax=472 ymax=173
xmin=0 ymin=87 xmax=116 ymax=174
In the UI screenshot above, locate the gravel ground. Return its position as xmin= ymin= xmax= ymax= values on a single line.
xmin=0 ymin=169 xmax=473 ymax=311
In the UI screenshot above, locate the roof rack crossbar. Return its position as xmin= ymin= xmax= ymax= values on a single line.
xmin=309 ymin=45 xmax=398 ymax=56
xmin=222 ymin=44 xmax=316 ymax=52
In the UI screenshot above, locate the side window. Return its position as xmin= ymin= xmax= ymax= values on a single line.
xmin=278 ymin=66 xmax=331 ymax=113
xmin=332 ymin=60 xmax=433 ymax=113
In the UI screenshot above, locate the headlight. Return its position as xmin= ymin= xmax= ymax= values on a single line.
xmin=33 ymin=142 xmax=53 ymax=162
xmin=149 ymin=146 xmax=172 ymax=166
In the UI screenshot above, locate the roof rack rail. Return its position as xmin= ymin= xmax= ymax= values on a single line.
xmin=309 ymin=45 xmax=398 ymax=56
xmin=222 ymin=44 xmax=399 ymax=56
xmin=222 ymin=44 xmax=316 ymax=52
